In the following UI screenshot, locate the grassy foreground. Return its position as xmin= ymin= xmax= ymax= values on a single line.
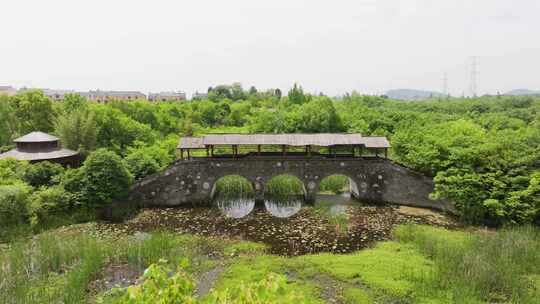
xmin=1 ymin=224 xmax=539 ymax=303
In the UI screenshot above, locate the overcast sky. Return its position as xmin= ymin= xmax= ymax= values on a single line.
xmin=1 ymin=0 xmax=539 ymax=97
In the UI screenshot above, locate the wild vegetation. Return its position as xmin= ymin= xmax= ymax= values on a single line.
xmin=1 ymin=224 xmax=539 ymax=303
xmin=2 ymin=84 xmax=538 ymax=227
xmin=1 ymin=84 xmax=540 ymax=303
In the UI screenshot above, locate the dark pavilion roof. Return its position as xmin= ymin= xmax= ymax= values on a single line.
xmin=0 ymin=131 xmax=79 ymax=161
xmin=14 ymin=131 xmax=59 ymax=143
xmin=178 ymin=134 xmax=390 ymax=149
xmin=0 ymin=149 xmax=79 ymax=161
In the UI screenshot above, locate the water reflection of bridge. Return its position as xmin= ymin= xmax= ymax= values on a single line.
xmin=216 ymin=197 xmax=304 ymax=219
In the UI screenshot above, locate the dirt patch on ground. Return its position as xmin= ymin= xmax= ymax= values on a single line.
xmin=194 ymin=266 xmax=225 ymax=298
xmin=89 ymin=263 xmax=141 ymax=295
xmin=94 ymin=204 xmax=460 ymax=256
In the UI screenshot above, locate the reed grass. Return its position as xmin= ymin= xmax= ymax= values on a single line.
xmin=265 ymin=175 xmax=304 ymax=196
xmin=319 ymin=175 xmax=349 ymax=194
xmin=395 ymin=225 xmax=540 ymax=303
xmin=214 ymin=175 xmax=254 ymax=198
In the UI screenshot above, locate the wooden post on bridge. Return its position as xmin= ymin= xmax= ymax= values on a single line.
xmin=210 ymin=145 xmax=214 ymax=157
xmin=384 ymin=148 xmax=388 ymax=159
xmin=187 ymin=149 xmax=191 ymax=160
xmin=180 ymin=148 xmax=184 ymax=160
xmin=257 ymin=145 xmax=261 ymax=156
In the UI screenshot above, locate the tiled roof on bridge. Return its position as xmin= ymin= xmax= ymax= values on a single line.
xmin=359 ymin=136 xmax=391 ymax=148
xmin=178 ymin=134 xmax=390 ymax=149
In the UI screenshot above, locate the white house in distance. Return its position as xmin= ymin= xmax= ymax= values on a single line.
xmin=148 ymin=91 xmax=186 ymax=102
xmin=0 ymin=86 xmax=17 ymax=96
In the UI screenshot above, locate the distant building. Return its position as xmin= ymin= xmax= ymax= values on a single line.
xmin=84 ymin=90 xmax=146 ymax=103
xmin=148 ymin=91 xmax=186 ymax=102
xmin=42 ymin=89 xmax=76 ymax=101
xmin=192 ymin=91 xmax=208 ymax=100
xmin=0 ymin=131 xmax=80 ymax=167
xmin=0 ymin=86 xmax=17 ymax=96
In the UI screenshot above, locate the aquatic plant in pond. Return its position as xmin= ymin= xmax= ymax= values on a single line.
xmin=213 ymin=175 xmax=254 ymax=198
xmin=265 ymin=175 xmax=304 ymax=196
xmin=319 ymin=175 xmax=350 ymax=194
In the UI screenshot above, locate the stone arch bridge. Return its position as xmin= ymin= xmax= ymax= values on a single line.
xmin=128 ymin=156 xmax=454 ymax=212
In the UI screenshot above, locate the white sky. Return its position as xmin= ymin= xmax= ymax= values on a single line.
xmin=1 ymin=0 xmax=539 ymax=96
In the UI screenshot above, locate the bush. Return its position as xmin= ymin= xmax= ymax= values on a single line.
xmin=60 ymin=168 xmax=88 ymax=204
xmin=0 ymin=182 xmax=31 ymax=227
xmin=29 ymin=186 xmax=76 ymax=227
xmin=0 ymin=158 xmax=29 ymax=185
xmin=125 ymin=151 xmax=160 ymax=180
xmin=102 ymin=261 xmax=308 ymax=304
xmin=82 ymin=149 xmax=133 ymax=208
xmin=23 ymin=161 xmax=64 ymax=187
xmin=103 ymin=260 xmax=196 ymax=304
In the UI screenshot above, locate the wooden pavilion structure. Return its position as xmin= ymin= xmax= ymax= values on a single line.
xmin=0 ymin=131 xmax=80 ymax=167
xmin=178 ymin=133 xmax=390 ymax=160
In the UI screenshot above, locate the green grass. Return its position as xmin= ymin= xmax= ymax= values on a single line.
xmin=265 ymin=174 xmax=305 ymax=196
xmin=3 ymin=223 xmax=540 ymax=303
xmin=210 ymin=255 xmax=324 ymax=303
xmin=343 ymin=288 xmax=372 ymax=304
xmin=395 ymin=225 xmax=540 ymax=303
xmin=214 ymin=175 xmax=254 ymax=198
xmin=319 ymin=175 xmax=349 ymax=194
xmin=296 ymin=242 xmax=435 ymax=300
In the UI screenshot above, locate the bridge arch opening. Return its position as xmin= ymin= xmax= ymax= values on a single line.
xmin=318 ymin=174 xmax=358 ymax=196
xmin=263 ymin=174 xmax=305 ymax=218
xmin=212 ymin=175 xmax=255 ymax=219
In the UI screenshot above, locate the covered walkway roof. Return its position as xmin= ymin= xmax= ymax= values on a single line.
xmin=178 ymin=134 xmax=390 ymax=149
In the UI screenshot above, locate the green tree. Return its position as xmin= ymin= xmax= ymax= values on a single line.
xmin=125 ymin=150 xmax=160 ymax=180
xmin=0 ymin=158 xmax=29 ymax=185
xmin=92 ymin=106 xmax=156 ymax=154
xmin=62 ymin=93 xmax=88 ymax=113
xmin=22 ymin=161 xmax=65 ymax=188
xmin=0 ymin=95 xmax=17 ymax=147
xmin=55 ymin=108 xmax=98 ymax=157
xmin=10 ymin=90 xmax=56 ymax=134
xmin=0 ymin=182 xmax=32 ymax=227
xmin=29 ymin=185 xmax=76 ymax=227
xmin=297 ymin=97 xmax=344 ymax=132
xmin=287 ymin=83 xmax=306 ymax=105
xmin=81 ymin=149 xmax=133 ymax=208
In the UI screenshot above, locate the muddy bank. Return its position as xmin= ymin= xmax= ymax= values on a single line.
xmin=95 ymin=204 xmax=459 ymax=256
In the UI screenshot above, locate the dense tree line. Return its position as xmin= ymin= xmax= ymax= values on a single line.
xmin=1 ymin=84 xmax=539 ymax=230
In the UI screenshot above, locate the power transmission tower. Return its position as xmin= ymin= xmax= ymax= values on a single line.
xmin=442 ymin=72 xmax=448 ymax=96
xmin=470 ymin=56 xmax=478 ymax=97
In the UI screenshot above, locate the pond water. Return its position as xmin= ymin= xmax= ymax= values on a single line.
xmin=214 ymin=194 xmax=354 ymax=219
xmin=99 ymin=192 xmax=457 ymax=256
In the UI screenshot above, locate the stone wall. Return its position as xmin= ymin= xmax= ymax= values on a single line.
xmin=128 ymin=157 xmax=455 ymax=213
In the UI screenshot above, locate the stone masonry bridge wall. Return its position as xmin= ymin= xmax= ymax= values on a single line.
xmin=128 ymin=157 xmax=455 ymax=213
